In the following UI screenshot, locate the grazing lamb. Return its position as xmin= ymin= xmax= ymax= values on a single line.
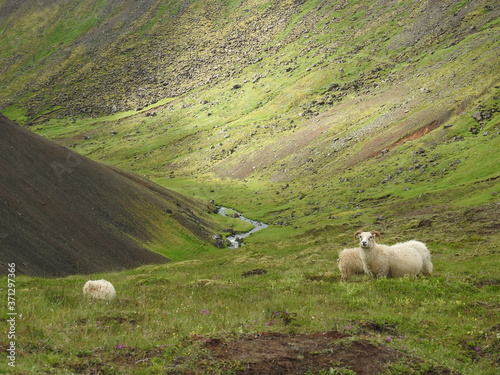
xmin=83 ymin=279 xmax=116 ymax=300
xmin=338 ymin=247 xmax=364 ymax=282
xmin=355 ymin=231 xmax=432 ymax=278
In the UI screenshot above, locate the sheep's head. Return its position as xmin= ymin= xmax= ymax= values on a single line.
xmin=355 ymin=230 xmax=381 ymax=249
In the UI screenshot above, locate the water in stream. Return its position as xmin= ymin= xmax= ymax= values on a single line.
xmin=218 ymin=207 xmax=268 ymax=249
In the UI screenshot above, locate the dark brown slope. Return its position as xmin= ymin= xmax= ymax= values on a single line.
xmin=0 ymin=114 xmax=215 ymax=277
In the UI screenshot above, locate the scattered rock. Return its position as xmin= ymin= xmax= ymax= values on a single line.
xmin=472 ymin=111 xmax=483 ymax=122
xmin=418 ymin=219 xmax=432 ymax=228
xmin=212 ymin=234 xmax=224 ymax=248
xmin=415 ymin=147 xmax=426 ymax=156
xmin=468 ymin=126 xmax=479 ymax=134
xmin=242 ymin=268 xmax=268 ymax=277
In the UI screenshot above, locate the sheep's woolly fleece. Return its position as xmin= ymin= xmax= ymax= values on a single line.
xmin=355 ymin=231 xmax=433 ymax=279
xmin=83 ymin=279 xmax=116 ymax=300
xmin=338 ymin=247 xmax=364 ymax=282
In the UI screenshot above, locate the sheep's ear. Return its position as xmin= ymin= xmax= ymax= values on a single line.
xmin=371 ymin=231 xmax=381 ymax=239
xmin=354 ymin=230 xmax=362 ymax=239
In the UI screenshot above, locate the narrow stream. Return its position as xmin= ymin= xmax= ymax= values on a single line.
xmin=218 ymin=207 xmax=268 ymax=249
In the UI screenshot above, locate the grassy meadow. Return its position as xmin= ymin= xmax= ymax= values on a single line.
xmin=1 ymin=228 xmax=499 ymax=374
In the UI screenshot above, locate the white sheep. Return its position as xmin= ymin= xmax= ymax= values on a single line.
xmin=355 ymin=231 xmax=391 ymax=278
xmin=83 ymin=279 xmax=116 ymax=300
xmin=338 ymin=247 xmax=365 ymax=282
xmin=390 ymin=240 xmax=433 ymax=276
xmin=355 ymin=231 xmax=432 ymax=278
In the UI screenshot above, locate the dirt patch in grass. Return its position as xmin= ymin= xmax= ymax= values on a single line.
xmin=169 ymin=331 xmax=459 ymax=375
xmin=348 ymin=106 xmax=453 ymax=168
xmin=65 ymin=346 xmax=166 ymax=374
xmin=204 ymin=331 xmax=395 ymax=374
xmin=44 ymin=330 xmax=461 ymax=374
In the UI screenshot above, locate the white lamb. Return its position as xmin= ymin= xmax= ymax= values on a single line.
xmin=83 ymin=279 xmax=116 ymax=300
xmin=338 ymin=247 xmax=364 ymax=282
xmin=355 ymin=231 xmax=432 ymax=278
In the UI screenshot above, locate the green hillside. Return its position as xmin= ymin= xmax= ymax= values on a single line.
xmin=0 ymin=0 xmax=499 ymax=373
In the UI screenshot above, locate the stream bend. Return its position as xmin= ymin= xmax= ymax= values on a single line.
xmin=218 ymin=207 xmax=268 ymax=249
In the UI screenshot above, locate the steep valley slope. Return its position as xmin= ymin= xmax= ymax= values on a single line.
xmin=0 ymin=0 xmax=499 ymax=269
xmin=0 ymin=114 xmax=220 ymax=277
